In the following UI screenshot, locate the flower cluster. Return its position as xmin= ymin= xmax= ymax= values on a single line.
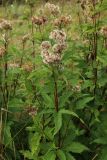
xmin=0 ymin=19 xmax=12 ymax=31
xmin=54 ymin=15 xmax=72 ymax=27
xmin=41 ymin=50 xmax=61 ymax=64
xmin=44 ymin=3 xmax=60 ymax=16
xmin=52 ymin=43 xmax=67 ymax=53
xmin=41 ymin=41 xmax=51 ymax=50
xmin=72 ymin=85 xmax=81 ymax=93
xmin=80 ymin=0 xmax=100 ymax=8
xmin=26 ymin=106 xmax=38 ymax=117
xmin=32 ymin=16 xmax=47 ymax=25
xmin=49 ymin=29 xmax=66 ymax=43
xmin=79 ymin=0 xmax=101 ymax=22
xmin=40 ymin=30 xmax=67 ymax=65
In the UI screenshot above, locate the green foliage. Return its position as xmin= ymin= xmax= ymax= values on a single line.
xmin=64 ymin=142 xmax=89 ymax=153
xmin=0 ymin=0 xmax=107 ymax=160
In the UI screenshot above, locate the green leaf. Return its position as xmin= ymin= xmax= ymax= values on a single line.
xmin=59 ymin=109 xmax=85 ymax=126
xmin=4 ymin=122 xmax=13 ymax=148
xmin=65 ymin=142 xmax=89 ymax=153
xmin=8 ymin=98 xmax=24 ymax=112
xmin=42 ymin=93 xmax=54 ymax=108
xmin=40 ymin=109 xmax=54 ymax=115
xmin=59 ymin=109 xmax=78 ymax=118
xmin=54 ymin=112 xmax=62 ymax=135
xmin=20 ymin=150 xmax=33 ymax=159
xmin=98 ymin=146 xmax=107 ymax=160
xmin=44 ymin=127 xmax=54 ymax=140
xmin=44 ymin=151 xmax=56 ymax=160
xmin=66 ymin=153 xmax=76 ymax=160
xmin=97 ymin=55 xmax=107 ymax=66
xmin=93 ymin=137 xmax=107 ymax=145
xmin=76 ymin=96 xmax=94 ymax=109
xmin=59 ymin=92 xmax=72 ymax=108
xmin=57 ymin=149 xmax=66 ymax=160
xmin=29 ymin=132 xmax=41 ymax=154
xmin=98 ymin=74 xmax=107 ymax=87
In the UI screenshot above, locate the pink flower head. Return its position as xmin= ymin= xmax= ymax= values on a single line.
xmin=49 ymin=30 xmax=66 ymax=43
xmin=41 ymin=41 xmax=51 ymax=50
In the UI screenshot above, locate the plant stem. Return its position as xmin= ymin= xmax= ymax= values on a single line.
xmin=52 ymin=68 xmax=61 ymax=150
xmin=4 ymin=33 xmax=9 ymax=109
xmin=1 ymin=32 xmax=10 ymax=157
xmin=53 ymin=69 xmax=59 ymax=112
xmin=30 ymin=6 xmax=35 ymax=64
xmin=92 ymin=2 xmax=98 ymax=95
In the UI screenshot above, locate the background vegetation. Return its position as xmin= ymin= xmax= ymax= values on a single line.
xmin=0 ymin=0 xmax=107 ymax=160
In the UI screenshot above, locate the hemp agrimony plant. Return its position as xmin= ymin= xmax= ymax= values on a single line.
xmin=0 ymin=1 xmax=107 ymax=160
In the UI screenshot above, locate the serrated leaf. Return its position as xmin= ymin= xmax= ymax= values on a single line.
xmin=98 ymin=146 xmax=107 ymax=160
xmin=65 ymin=142 xmax=89 ymax=153
xmin=29 ymin=132 xmax=41 ymax=154
xmin=42 ymin=93 xmax=54 ymax=108
xmin=59 ymin=92 xmax=72 ymax=108
xmin=59 ymin=109 xmax=78 ymax=118
xmin=40 ymin=109 xmax=54 ymax=115
xmin=66 ymin=153 xmax=76 ymax=160
xmin=93 ymin=137 xmax=107 ymax=145
xmin=97 ymin=55 xmax=107 ymax=66
xmin=8 ymin=98 xmax=24 ymax=112
xmin=76 ymin=96 xmax=94 ymax=109
xmin=54 ymin=112 xmax=62 ymax=135
xmin=59 ymin=109 xmax=86 ymax=126
xmin=20 ymin=150 xmax=33 ymax=159
xmin=44 ymin=127 xmax=54 ymax=140
xmin=4 ymin=122 xmax=13 ymax=148
xmin=44 ymin=151 xmax=56 ymax=160
xmin=57 ymin=149 xmax=66 ymax=160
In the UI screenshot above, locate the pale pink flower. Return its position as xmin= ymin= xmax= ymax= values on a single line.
xmin=49 ymin=29 xmax=66 ymax=43
xmin=52 ymin=43 xmax=67 ymax=53
xmin=26 ymin=106 xmax=38 ymax=117
xmin=41 ymin=41 xmax=51 ymax=50
xmin=40 ymin=29 xmax=67 ymax=65
xmin=44 ymin=3 xmax=60 ymax=15
xmin=41 ymin=50 xmax=50 ymax=58
xmin=32 ymin=16 xmax=47 ymax=25
xmin=43 ymin=54 xmax=61 ymax=64
xmin=0 ymin=20 xmax=12 ymax=30
xmin=54 ymin=15 xmax=72 ymax=27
